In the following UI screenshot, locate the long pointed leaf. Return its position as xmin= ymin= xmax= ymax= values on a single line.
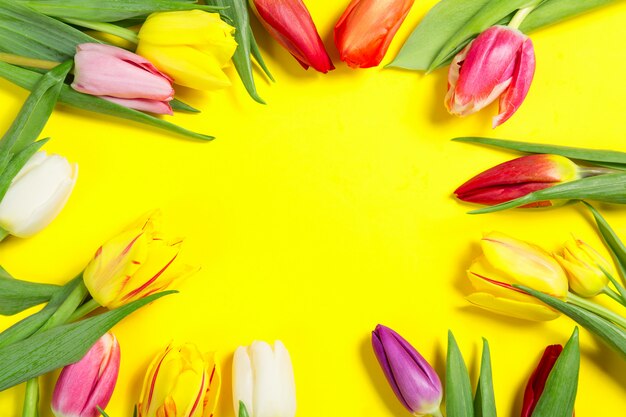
xmin=516 ymin=285 xmax=626 ymax=358
xmin=0 ymin=290 xmax=175 ymax=390
xmin=469 ymin=174 xmax=626 ymax=214
xmin=520 ymin=0 xmax=619 ymax=33
xmin=582 ymin=202 xmax=626 ymax=282
xmin=453 ymin=137 xmax=626 ymax=167
xmin=0 ymin=267 xmax=60 ymax=315
xmin=530 ymin=328 xmax=579 ymax=417
xmin=446 ymin=331 xmax=474 ymax=417
xmin=474 ymin=338 xmax=497 ymax=417
xmin=0 ymin=62 xmax=213 ymax=141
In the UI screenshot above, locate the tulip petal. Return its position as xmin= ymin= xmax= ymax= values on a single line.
xmin=493 ymin=37 xmax=536 ymax=128
xmin=233 ymin=346 xmax=254 ymax=417
xmin=467 ymin=292 xmax=560 ymax=321
xmin=521 ymin=345 xmax=563 ymax=417
xmin=138 ymin=11 xmax=235 ymax=48
xmin=250 ymin=341 xmax=280 ymax=417
xmin=201 ymin=353 xmax=221 ymax=417
xmin=273 ymin=341 xmax=296 ymax=417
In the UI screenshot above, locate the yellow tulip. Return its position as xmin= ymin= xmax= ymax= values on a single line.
xmin=136 ymin=10 xmax=237 ymax=90
xmin=555 ymin=237 xmax=611 ymax=297
xmin=137 ymin=343 xmax=221 ymax=417
xmin=466 ymin=232 xmax=569 ymax=321
xmin=83 ymin=210 xmax=198 ymax=309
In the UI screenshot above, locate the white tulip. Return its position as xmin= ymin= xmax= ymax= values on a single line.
xmin=233 ymin=340 xmax=296 ymax=417
xmin=0 ymin=151 xmax=77 ymax=238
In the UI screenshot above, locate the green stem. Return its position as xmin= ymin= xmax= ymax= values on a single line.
xmin=67 ymin=298 xmax=101 ymax=322
xmin=431 ymin=409 xmax=444 ymax=417
xmin=508 ymin=5 xmax=537 ymax=30
xmin=602 ymin=287 xmax=626 ymax=307
xmin=0 ymin=227 xmax=8 ymax=242
xmin=62 ymin=18 xmax=139 ymax=44
xmin=21 ymin=379 xmax=39 ymax=417
xmin=37 ymin=280 xmax=88 ymax=333
xmin=0 ymin=53 xmax=59 ymax=70
xmin=567 ymin=292 xmax=626 ymax=329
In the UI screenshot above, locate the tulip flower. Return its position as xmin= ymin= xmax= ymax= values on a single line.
xmin=83 ymin=210 xmax=198 ymax=309
xmin=521 ymin=345 xmax=566 ymax=417
xmin=467 ymin=232 xmax=569 ymax=321
xmin=137 ymin=343 xmax=220 ymax=417
xmin=0 ymin=151 xmax=77 ymax=238
xmin=232 ymin=340 xmax=296 ymax=417
xmin=555 ymin=238 xmax=611 ymax=297
xmin=445 ymin=25 xmax=535 ymax=127
xmin=334 ymin=0 xmax=415 ymax=68
xmin=371 ymin=325 xmax=443 ymax=417
xmin=250 ymin=0 xmax=334 ymax=73
xmin=51 ymin=333 xmax=120 ymax=417
xmin=136 ymin=11 xmax=237 ymax=90
xmin=455 ymin=154 xmax=581 ymax=207
xmin=71 ymin=43 xmax=174 ymax=115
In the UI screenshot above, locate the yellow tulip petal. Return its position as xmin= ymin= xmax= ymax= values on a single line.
xmin=467 ymin=292 xmax=560 ymax=321
xmin=202 ymin=353 xmax=221 ymax=417
xmin=137 ymin=43 xmax=231 ymax=90
xmin=139 ymin=11 xmax=234 ymax=46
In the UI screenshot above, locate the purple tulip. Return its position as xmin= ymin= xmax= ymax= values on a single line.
xmin=72 ymin=43 xmax=174 ymax=115
xmin=372 ymin=325 xmax=443 ymax=416
xmin=51 ymin=333 xmax=120 ymax=417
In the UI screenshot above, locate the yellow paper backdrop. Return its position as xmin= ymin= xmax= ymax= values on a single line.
xmin=1 ymin=1 xmax=626 ymax=415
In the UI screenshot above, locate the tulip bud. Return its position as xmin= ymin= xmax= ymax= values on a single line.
xmin=232 ymin=340 xmax=296 ymax=417
xmin=0 ymin=151 xmax=77 ymax=238
xmin=83 ymin=210 xmax=198 ymax=309
xmin=555 ymin=238 xmax=611 ymax=297
xmin=137 ymin=343 xmax=220 ymax=417
xmin=72 ymin=43 xmax=174 ymax=115
xmin=445 ymin=25 xmax=535 ymax=127
xmin=334 ymin=0 xmax=415 ymax=68
xmin=521 ymin=345 xmax=568 ymax=417
xmin=52 ymin=333 xmax=120 ymax=417
xmin=137 ymin=11 xmax=237 ymax=90
xmin=250 ymin=0 xmax=334 ymax=73
xmin=371 ymin=325 xmax=442 ymax=416
xmin=455 ymin=154 xmax=580 ymax=207
xmin=467 ymin=232 xmax=569 ymax=321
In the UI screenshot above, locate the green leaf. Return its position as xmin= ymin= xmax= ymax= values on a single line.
xmin=0 ymin=267 xmax=60 ymax=315
xmin=18 ymin=0 xmax=222 ymax=22
xmin=0 ymin=61 xmax=214 ymax=141
xmin=446 ymin=331 xmax=474 ymax=417
xmin=212 ymin=0 xmax=271 ymax=104
xmin=530 ymin=328 xmax=579 ymax=417
xmin=97 ymin=406 xmax=110 ymax=417
xmin=170 ymin=98 xmax=200 ymax=113
xmin=0 ymin=0 xmax=98 ymax=61
xmin=0 ymin=290 xmax=175 ymax=390
xmin=238 ymin=401 xmax=250 ymax=417
xmin=453 ymin=137 xmax=626 ymax=167
xmin=469 ymin=174 xmax=626 ymax=214
xmin=474 ymin=338 xmax=497 ymax=417
xmin=0 ymin=277 xmax=81 ymax=348
xmin=520 ymin=0 xmax=619 ymax=33
xmin=516 ymin=285 xmax=626 ymax=358
xmin=133 ymin=406 xmax=138 ymax=417
xmin=583 ymin=202 xmax=626 ymax=282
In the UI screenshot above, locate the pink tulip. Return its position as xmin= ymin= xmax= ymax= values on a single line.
xmin=72 ymin=43 xmax=174 ymax=115
xmin=52 ymin=333 xmax=120 ymax=417
xmin=445 ymin=26 xmax=535 ymax=128
xmin=251 ymin=0 xmax=334 ymax=73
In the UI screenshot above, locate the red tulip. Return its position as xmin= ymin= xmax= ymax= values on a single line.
xmin=445 ymin=26 xmax=535 ymax=127
xmin=250 ymin=0 xmax=334 ymax=73
xmin=334 ymin=0 xmax=415 ymax=68
xmin=454 ymin=154 xmax=580 ymax=207
xmin=521 ymin=344 xmax=572 ymax=417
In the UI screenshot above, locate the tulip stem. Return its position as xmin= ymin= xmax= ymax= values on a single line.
xmin=61 ymin=18 xmax=139 ymax=44
xmin=508 ymin=6 xmax=536 ymax=29
xmin=21 ymin=378 xmax=39 ymax=417
xmin=567 ymin=292 xmax=626 ymax=329
xmin=431 ymin=409 xmax=444 ymax=417
xmin=67 ymin=298 xmax=101 ymax=322
xmin=0 ymin=227 xmax=8 ymax=242
xmin=602 ymin=287 xmax=626 ymax=308
xmin=0 ymin=53 xmax=59 ymax=70
xmin=38 ymin=280 xmax=88 ymax=332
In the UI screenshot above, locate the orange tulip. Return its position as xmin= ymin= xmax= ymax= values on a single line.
xmin=334 ymin=0 xmax=414 ymax=68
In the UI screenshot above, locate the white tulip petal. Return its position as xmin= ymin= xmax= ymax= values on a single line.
xmin=251 ymin=341 xmax=280 ymax=417
xmin=233 ymin=346 xmax=254 ymax=417
xmin=273 ymin=341 xmax=296 ymax=417
xmin=0 ymin=152 xmax=77 ymax=237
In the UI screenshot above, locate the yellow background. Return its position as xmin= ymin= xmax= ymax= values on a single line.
xmin=1 ymin=1 xmax=626 ymax=415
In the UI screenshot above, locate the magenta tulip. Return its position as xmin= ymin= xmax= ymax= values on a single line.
xmin=51 ymin=333 xmax=120 ymax=417
xmin=445 ymin=26 xmax=535 ymax=128
xmin=372 ymin=325 xmax=443 ymax=416
xmin=72 ymin=43 xmax=174 ymax=115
